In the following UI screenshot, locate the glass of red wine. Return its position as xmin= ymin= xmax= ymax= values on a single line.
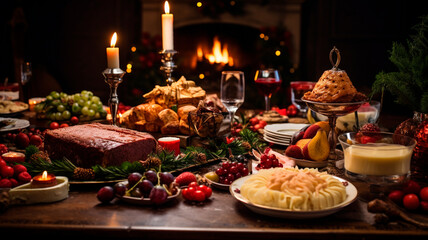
xmin=254 ymin=69 xmax=282 ymax=111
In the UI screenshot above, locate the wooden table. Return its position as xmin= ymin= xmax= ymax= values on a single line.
xmin=1 ymin=167 xmax=427 ymax=240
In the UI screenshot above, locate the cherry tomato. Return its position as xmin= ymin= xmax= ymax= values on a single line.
xmin=50 ymin=122 xmax=59 ymax=130
xmin=188 ymin=182 xmax=198 ymax=188
xmin=181 ymin=188 xmax=190 ymax=200
xmin=403 ymin=180 xmax=421 ymax=194
xmin=419 ymin=187 xmax=428 ymax=201
xmin=192 ymin=190 xmax=206 ymax=202
xmin=185 ymin=186 xmax=197 ymax=201
xmin=70 ymin=116 xmax=79 ymax=125
xmin=403 ymin=193 xmax=419 ymax=210
xmin=60 ymin=123 xmax=69 ymax=128
xmin=259 ymin=120 xmax=267 ymax=127
xmin=197 ymin=185 xmax=212 ymax=199
xmin=388 ymin=190 xmax=404 ymax=204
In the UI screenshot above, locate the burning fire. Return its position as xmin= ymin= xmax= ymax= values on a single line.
xmin=197 ymin=36 xmax=234 ymax=66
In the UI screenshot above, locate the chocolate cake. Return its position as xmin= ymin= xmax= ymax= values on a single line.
xmin=44 ymin=123 xmax=157 ymax=168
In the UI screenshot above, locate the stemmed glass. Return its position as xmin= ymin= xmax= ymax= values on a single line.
xmin=254 ymin=69 xmax=282 ymax=112
xmin=220 ymin=71 xmax=245 ymax=132
xmin=19 ymin=61 xmax=32 ymax=101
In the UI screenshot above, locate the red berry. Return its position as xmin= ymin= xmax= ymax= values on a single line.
xmin=420 ymin=201 xmax=428 ymax=212
xmin=71 ymin=116 xmax=79 ymax=125
xmin=260 ymin=154 xmax=268 ymax=162
xmin=174 ymin=172 xmax=197 ymax=187
xmin=403 ymin=194 xmax=419 ymax=210
xmin=420 ymin=187 xmax=428 ymax=201
xmin=264 ymin=159 xmax=272 ymax=168
xmin=360 ymin=136 xmax=377 ymax=144
xmin=13 ymin=164 xmax=27 ymax=177
xmin=388 ymin=190 xmax=404 ymax=204
xmin=0 ymin=159 xmax=6 ymax=169
xmin=249 ymin=117 xmax=259 ymax=126
xmin=215 ymin=168 xmax=225 ymax=176
xmin=264 ymin=147 xmax=271 ymax=154
xmin=1 ymin=165 xmax=14 ymax=178
xmin=234 ymin=172 xmax=242 ymax=179
xmin=241 ymin=167 xmax=249 ymax=176
xmin=229 ymin=166 xmax=238 ymax=174
xmin=403 ymin=180 xmax=421 ymax=194
xmin=272 ymin=159 xmax=279 ymax=167
xmin=222 ymin=161 xmax=230 ymax=170
xmin=0 ymin=144 xmax=8 ymax=155
xmin=268 ymin=154 xmax=277 ymax=160
xmin=18 ymin=171 xmax=32 ymax=183
xmin=259 ymin=120 xmax=267 ymax=127
xmin=15 ymin=132 xmax=30 ymax=149
xmin=253 ymin=124 xmax=262 ymax=131
xmin=10 ymin=178 xmax=18 ymax=187
xmin=227 ymin=173 xmax=235 ymax=182
xmin=0 ymin=179 xmax=12 ymax=188
xmin=60 ymin=123 xmax=69 ymax=128
xmin=50 ymin=122 xmax=59 ymax=130
xmin=236 ymin=162 xmax=244 ymax=171
xmin=29 ymin=134 xmax=43 ymax=147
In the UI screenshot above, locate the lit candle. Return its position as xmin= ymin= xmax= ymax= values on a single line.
xmin=32 ymin=171 xmax=57 ymax=188
xmin=2 ymin=152 xmax=25 ymax=163
xmin=158 ymin=137 xmax=180 ymax=156
xmin=162 ymin=1 xmax=174 ymax=50
xmin=28 ymin=97 xmax=46 ymax=111
xmin=106 ymin=32 xmax=120 ymax=68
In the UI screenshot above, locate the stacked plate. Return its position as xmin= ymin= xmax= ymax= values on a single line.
xmin=263 ymin=123 xmax=309 ymax=146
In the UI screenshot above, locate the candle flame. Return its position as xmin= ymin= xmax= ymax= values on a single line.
xmin=164 ymin=1 xmax=170 ymax=14
xmin=41 ymin=171 xmax=48 ymax=180
xmin=110 ymin=32 xmax=117 ymax=48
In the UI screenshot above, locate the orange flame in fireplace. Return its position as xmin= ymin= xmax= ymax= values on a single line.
xmin=197 ymin=36 xmax=234 ymax=66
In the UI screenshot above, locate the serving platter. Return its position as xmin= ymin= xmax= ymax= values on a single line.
xmin=0 ymin=101 xmax=28 ymax=117
xmin=230 ymin=175 xmax=357 ymax=219
xmin=289 ymin=157 xmax=328 ymax=168
xmin=0 ymin=117 xmax=30 ymax=132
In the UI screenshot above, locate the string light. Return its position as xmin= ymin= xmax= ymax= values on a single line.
xmin=196 ymin=2 xmax=202 ymax=7
xmin=126 ymin=63 xmax=132 ymax=73
xmin=275 ymin=50 xmax=281 ymax=56
xmin=259 ymin=33 xmax=265 ymax=39
xmin=264 ymin=35 xmax=269 ymax=41
xmin=131 ymin=46 xmax=136 ymax=52
xmin=199 ymin=73 xmax=205 ymax=79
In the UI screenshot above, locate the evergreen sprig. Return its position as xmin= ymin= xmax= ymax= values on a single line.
xmin=372 ymin=15 xmax=428 ymax=113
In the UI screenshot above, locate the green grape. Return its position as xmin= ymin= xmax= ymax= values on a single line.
xmin=50 ymin=113 xmax=56 ymax=121
xmin=100 ymin=109 xmax=107 ymax=118
xmin=82 ymin=94 xmax=90 ymax=101
xmin=34 ymin=103 xmax=44 ymax=113
xmin=90 ymin=103 xmax=99 ymax=111
xmin=57 ymin=104 xmax=66 ymax=112
xmin=50 ymin=91 xmax=60 ymax=99
xmin=81 ymin=106 xmax=89 ymax=115
xmin=55 ymin=112 xmax=63 ymax=121
xmin=59 ymin=92 xmax=68 ymax=98
xmin=81 ymin=90 xmax=88 ymax=96
xmin=87 ymin=91 xmax=93 ymax=98
xmin=91 ymin=96 xmax=100 ymax=103
xmin=84 ymin=100 xmax=92 ymax=107
xmin=72 ymin=103 xmax=81 ymax=114
xmin=51 ymin=99 xmax=60 ymax=107
xmin=94 ymin=112 xmax=101 ymax=119
xmin=62 ymin=110 xmax=71 ymax=120
xmin=78 ymin=99 xmax=85 ymax=106
xmin=87 ymin=109 xmax=95 ymax=117
xmin=73 ymin=94 xmax=81 ymax=102
xmin=46 ymin=95 xmax=53 ymax=101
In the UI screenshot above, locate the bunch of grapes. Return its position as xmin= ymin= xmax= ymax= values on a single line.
xmin=34 ymin=90 xmax=107 ymax=121
xmin=255 ymin=151 xmax=283 ymax=170
xmin=215 ymin=161 xmax=249 ymax=185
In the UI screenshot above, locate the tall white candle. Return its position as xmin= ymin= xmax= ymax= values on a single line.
xmin=162 ymin=1 xmax=174 ymax=50
xmin=106 ymin=32 xmax=120 ymax=68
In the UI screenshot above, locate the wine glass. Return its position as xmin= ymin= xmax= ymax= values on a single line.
xmin=254 ymin=69 xmax=281 ymax=111
xmin=220 ymin=71 xmax=245 ymax=131
xmin=290 ymin=81 xmax=316 ymax=117
xmin=20 ymin=62 xmax=32 ymax=101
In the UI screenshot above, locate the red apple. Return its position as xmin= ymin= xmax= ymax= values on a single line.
xmin=15 ymin=132 xmax=30 ymax=149
xmin=29 ymin=134 xmax=43 ymax=146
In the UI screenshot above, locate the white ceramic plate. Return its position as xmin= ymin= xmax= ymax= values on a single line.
xmin=230 ymin=175 xmax=357 ymax=219
xmin=204 ymin=173 xmax=230 ymax=190
xmin=0 ymin=117 xmax=30 ymax=132
xmin=263 ymin=135 xmax=290 ymax=146
xmin=264 ymin=123 xmax=309 ymax=136
xmin=263 ymin=133 xmax=291 ymax=142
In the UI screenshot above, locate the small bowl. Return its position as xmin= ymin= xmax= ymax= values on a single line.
xmin=338 ymin=132 xmax=416 ymax=182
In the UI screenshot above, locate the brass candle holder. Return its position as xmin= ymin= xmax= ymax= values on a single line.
xmin=103 ymin=67 xmax=125 ymax=126
xmin=160 ymin=49 xmax=177 ymax=85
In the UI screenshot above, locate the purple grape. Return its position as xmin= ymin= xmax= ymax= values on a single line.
xmin=97 ymin=186 xmax=115 ymax=203
xmin=128 ymin=172 xmax=143 ymax=187
xmin=159 ymin=172 xmax=174 ymax=185
xmin=145 ymin=170 xmax=158 ymax=185
xmin=113 ymin=182 xmax=127 ymax=197
xmin=139 ymin=179 xmax=154 ymax=196
xmin=149 ymin=185 xmax=168 ymax=205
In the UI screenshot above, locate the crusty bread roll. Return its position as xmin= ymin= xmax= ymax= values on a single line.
xmin=158 ymin=108 xmax=179 ymax=125
xmin=143 ymin=103 xmax=164 ymax=122
xmin=161 ymin=121 xmax=180 ymax=135
xmin=177 ymin=105 xmax=197 ymax=121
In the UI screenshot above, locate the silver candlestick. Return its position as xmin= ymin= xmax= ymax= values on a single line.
xmin=103 ymin=67 xmax=125 ymax=126
xmin=160 ymin=49 xmax=177 ymax=85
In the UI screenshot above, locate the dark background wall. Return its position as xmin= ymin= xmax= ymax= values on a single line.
xmin=1 ymin=0 xmax=427 ymax=116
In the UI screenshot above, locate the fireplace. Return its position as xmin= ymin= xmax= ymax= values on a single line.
xmin=140 ymin=0 xmax=304 ymax=109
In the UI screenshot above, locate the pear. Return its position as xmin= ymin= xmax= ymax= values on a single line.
xmin=302 ymin=129 xmax=330 ymax=162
